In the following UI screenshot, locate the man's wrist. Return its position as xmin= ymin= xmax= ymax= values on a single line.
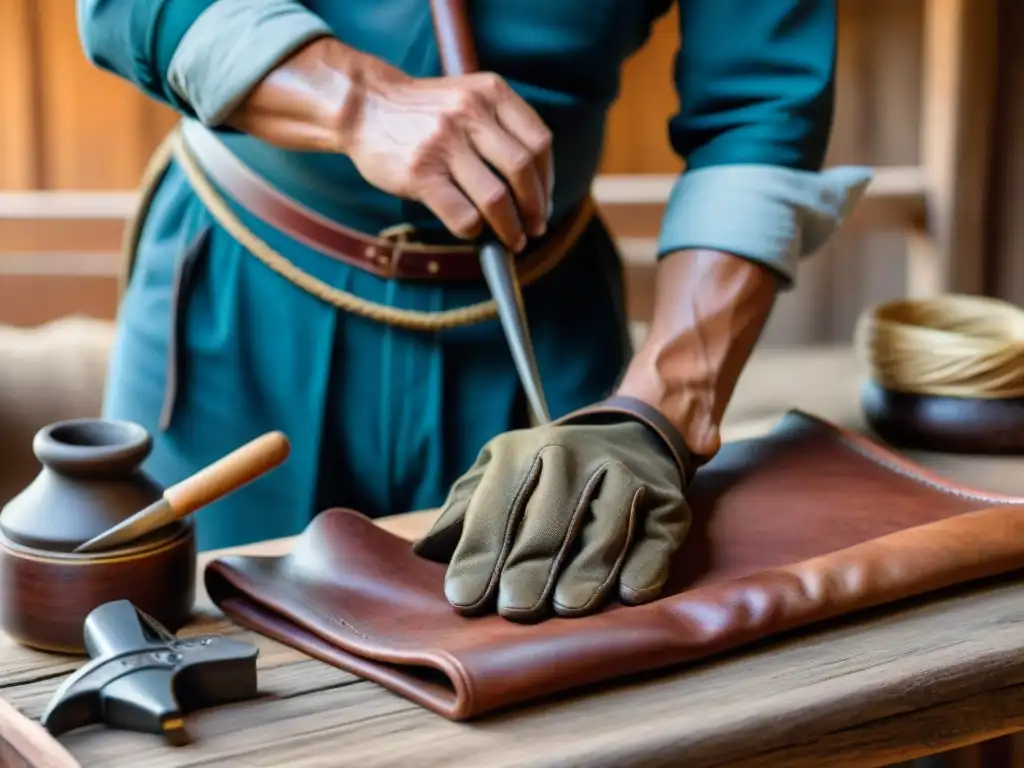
xmin=615 ymin=248 xmax=777 ymax=460
xmin=556 ymin=396 xmax=695 ymax=486
xmin=224 ymin=36 xmax=384 ymax=154
xmin=166 ymin=0 xmax=334 ymax=126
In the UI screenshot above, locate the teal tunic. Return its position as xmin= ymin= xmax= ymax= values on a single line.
xmin=77 ymin=0 xmax=848 ymax=551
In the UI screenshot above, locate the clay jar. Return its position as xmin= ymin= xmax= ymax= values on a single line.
xmin=0 ymin=418 xmax=196 ymax=654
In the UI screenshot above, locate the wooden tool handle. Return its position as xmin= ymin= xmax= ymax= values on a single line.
xmin=163 ymin=431 xmax=291 ymax=518
xmin=430 ymin=0 xmax=479 ymax=75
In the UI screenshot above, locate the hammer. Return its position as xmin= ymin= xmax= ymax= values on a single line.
xmin=429 ymin=0 xmax=552 ymax=426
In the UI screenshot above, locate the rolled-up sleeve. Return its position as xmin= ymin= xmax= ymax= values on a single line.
xmin=76 ymin=0 xmax=332 ymax=125
xmin=658 ymin=0 xmax=873 ymax=286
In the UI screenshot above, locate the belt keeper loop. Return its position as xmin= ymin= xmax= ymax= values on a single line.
xmin=378 ymin=223 xmax=417 ymax=278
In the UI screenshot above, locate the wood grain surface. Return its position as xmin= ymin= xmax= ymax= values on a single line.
xmin=2 ymin=493 xmax=1024 ymax=767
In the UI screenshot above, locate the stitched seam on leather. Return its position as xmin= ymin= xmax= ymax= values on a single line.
xmin=232 ymin=567 xmax=377 ymax=642
xmin=834 ymin=434 xmax=1024 ymax=504
xmin=300 ymin=601 xmax=375 ymax=640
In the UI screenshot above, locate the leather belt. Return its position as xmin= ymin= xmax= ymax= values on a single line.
xmin=179 ymin=121 xmax=589 ymax=282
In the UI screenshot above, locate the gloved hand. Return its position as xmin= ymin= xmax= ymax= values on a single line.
xmin=413 ymin=418 xmax=690 ymax=621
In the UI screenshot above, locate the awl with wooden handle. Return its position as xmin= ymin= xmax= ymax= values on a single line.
xmin=430 ymin=0 xmax=552 ymax=424
xmin=74 ymin=431 xmax=292 ymax=553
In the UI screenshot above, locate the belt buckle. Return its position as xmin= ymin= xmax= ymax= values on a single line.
xmin=375 ymin=223 xmax=442 ymax=279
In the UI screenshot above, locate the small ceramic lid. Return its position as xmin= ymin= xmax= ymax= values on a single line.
xmin=0 ymin=419 xmax=165 ymax=552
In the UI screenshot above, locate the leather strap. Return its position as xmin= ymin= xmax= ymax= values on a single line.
xmin=179 ymin=121 xmax=589 ymax=283
xmin=170 ymin=128 xmax=595 ymax=332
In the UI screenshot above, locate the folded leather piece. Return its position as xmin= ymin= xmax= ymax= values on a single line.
xmin=204 ymin=411 xmax=1024 ymax=720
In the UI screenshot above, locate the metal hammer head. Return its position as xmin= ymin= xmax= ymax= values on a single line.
xmin=40 ymin=600 xmax=259 ymax=744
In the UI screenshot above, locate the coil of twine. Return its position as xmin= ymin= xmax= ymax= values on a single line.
xmin=854 ymin=294 xmax=1024 ymax=399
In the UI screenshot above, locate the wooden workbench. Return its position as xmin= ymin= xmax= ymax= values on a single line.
xmin=3 ymin=405 xmax=1024 ymax=767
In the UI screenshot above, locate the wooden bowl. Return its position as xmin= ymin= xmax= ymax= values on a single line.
xmin=861 ymin=379 xmax=1024 ymax=455
xmin=0 ymin=520 xmax=196 ymax=654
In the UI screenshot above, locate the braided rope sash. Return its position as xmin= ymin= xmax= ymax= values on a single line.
xmin=118 ymin=129 xmax=594 ymax=332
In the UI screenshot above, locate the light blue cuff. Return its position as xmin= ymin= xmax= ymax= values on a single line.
xmin=657 ymin=164 xmax=875 ymax=287
xmin=167 ymin=0 xmax=333 ymax=126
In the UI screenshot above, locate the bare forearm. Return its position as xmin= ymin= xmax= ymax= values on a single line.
xmin=616 ymin=249 xmax=778 ymax=459
xmin=224 ymin=37 xmax=553 ymax=250
xmin=224 ymin=37 xmax=376 ymax=153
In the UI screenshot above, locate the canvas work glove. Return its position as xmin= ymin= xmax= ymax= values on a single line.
xmin=413 ymin=416 xmax=690 ymax=622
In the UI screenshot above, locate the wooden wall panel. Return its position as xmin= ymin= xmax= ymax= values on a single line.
xmin=599 ymin=6 xmax=684 ymax=175
xmin=989 ymin=0 xmax=1024 ymax=303
xmin=591 ymin=0 xmax=930 ymax=347
xmin=0 ymin=0 xmax=176 ymax=192
xmin=758 ymin=0 xmax=924 ymax=346
xmin=2 ymin=0 xmax=684 ymax=190
xmin=814 ymin=0 xmax=924 ymax=343
xmin=0 ymin=0 xmax=42 ymax=189
xmin=0 ymin=0 xmax=926 ymax=197
xmin=33 ymin=0 xmax=177 ymax=189
xmin=0 ymin=273 xmax=117 ymax=326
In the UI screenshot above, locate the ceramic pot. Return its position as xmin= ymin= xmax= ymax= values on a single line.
xmin=0 ymin=418 xmax=196 ymax=654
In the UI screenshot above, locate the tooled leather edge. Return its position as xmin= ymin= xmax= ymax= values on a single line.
xmin=555 ymin=395 xmax=695 ymax=486
xmin=667 ymin=503 xmax=1024 ymax=657
xmin=787 ymin=409 xmax=1024 ymax=505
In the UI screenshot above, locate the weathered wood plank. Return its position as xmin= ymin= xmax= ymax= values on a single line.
xmin=0 ymin=0 xmax=41 ymax=190
xmin=0 ymin=697 xmax=78 ymax=768
xmin=4 ymin=553 xmax=1024 ymax=766
xmin=725 ymin=682 xmax=1024 ymax=768
xmin=5 ymin=432 xmax=1024 ymax=766
xmin=906 ymin=0 xmax=999 ymax=296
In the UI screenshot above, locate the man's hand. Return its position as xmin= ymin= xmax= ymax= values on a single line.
xmin=417 ymin=250 xmax=780 ymax=622
xmin=341 ymin=68 xmax=552 ymax=252
xmin=414 ymin=420 xmax=690 ymax=622
xmin=227 ymin=37 xmax=552 ymax=252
